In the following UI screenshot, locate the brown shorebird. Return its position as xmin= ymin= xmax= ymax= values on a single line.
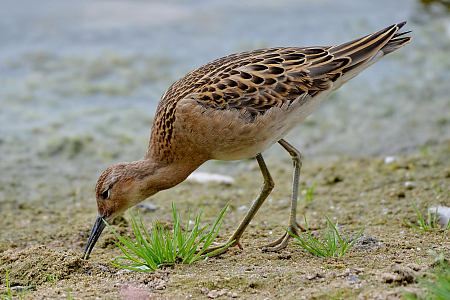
xmin=83 ymin=22 xmax=411 ymax=259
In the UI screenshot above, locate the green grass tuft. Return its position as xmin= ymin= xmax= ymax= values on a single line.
xmin=403 ymin=199 xmax=450 ymax=231
xmin=434 ymin=183 xmax=450 ymax=196
xmin=300 ymin=171 xmax=322 ymax=203
xmin=45 ymin=273 xmax=57 ymax=284
xmin=105 ymin=201 xmax=233 ymax=272
xmin=287 ymin=214 xmax=364 ymax=257
xmin=418 ymin=143 xmax=431 ymax=155
xmin=66 ymin=285 xmax=74 ymax=300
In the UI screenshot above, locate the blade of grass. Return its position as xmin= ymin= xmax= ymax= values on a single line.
xmin=288 ymin=214 xmax=364 ymax=257
xmin=403 ymin=199 xmax=427 ymax=231
xmin=107 ymin=201 xmax=232 ymax=271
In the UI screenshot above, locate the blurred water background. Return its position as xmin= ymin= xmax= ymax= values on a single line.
xmin=1 ymin=0 xmax=449 ymax=179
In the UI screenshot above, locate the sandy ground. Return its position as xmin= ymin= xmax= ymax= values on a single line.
xmin=1 ymin=142 xmax=450 ymax=299
xmin=1 ymin=0 xmax=450 ymax=299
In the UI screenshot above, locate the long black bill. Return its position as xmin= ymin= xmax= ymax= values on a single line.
xmin=83 ymin=215 xmax=107 ymax=260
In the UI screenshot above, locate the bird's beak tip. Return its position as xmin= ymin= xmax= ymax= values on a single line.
xmin=83 ymin=215 xmax=107 ymax=260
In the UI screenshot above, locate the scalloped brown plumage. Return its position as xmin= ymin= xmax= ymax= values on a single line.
xmin=84 ymin=22 xmax=411 ymax=259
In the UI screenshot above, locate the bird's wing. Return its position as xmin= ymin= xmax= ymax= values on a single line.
xmin=151 ymin=22 xmax=411 ymax=144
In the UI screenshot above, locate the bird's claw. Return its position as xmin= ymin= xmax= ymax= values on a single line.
xmin=262 ymin=223 xmax=304 ymax=252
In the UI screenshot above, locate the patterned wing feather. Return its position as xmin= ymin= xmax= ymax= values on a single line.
xmin=150 ymin=22 xmax=411 ymax=152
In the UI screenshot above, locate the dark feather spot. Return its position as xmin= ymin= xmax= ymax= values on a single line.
xmin=251 ymin=58 xmax=264 ymax=63
xmin=249 ymin=64 xmax=268 ymax=71
xmin=303 ymin=48 xmax=325 ymax=55
xmin=229 ymin=70 xmax=239 ymax=75
xmin=279 ymin=49 xmax=296 ymax=55
xmin=264 ymin=78 xmax=277 ymax=85
xmin=201 ymin=88 xmax=208 ymax=93
xmin=282 ymin=54 xmax=306 ymax=61
xmin=248 ymin=98 xmax=259 ymax=106
xmin=257 ymin=95 xmax=268 ymax=104
xmin=251 ymin=75 xmax=264 ymax=85
xmin=287 ymin=71 xmax=308 ymax=79
xmin=212 ymin=93 xmax=221 ymax=100
xmin=199 ymin=95 xmax=211 ymax=101
xmin=240 ymin=72 xmax=252 ymax=79
xmin=208 ymin=87 xmax=216 ymax=92
xmin=247 ymin=86 xmax=257 ymax=93
xmin=237 ymin=82 xmax=249 ymax=90
xmin=264 ymin=58 xmax=283 ymax=64
xmin=224 ymin=91 xmax=240 ymax=99
xmin=262 ymin=53 xmax=281 ymax=59
xmin=225 ymin=79 xmax=238 ymax=87
xmin=268 ymin=66 xmax=284 ymax=75
xmin=274 ymin=83 xmax=289 ymax=94
xmin=217 ymin=83 xmax=227 ymax=90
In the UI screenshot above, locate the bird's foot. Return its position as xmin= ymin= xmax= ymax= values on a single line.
xmin=199 ymin=239 xmax=242 ymax=257
xmin=262 ymin=223 xmax=305 ymax=252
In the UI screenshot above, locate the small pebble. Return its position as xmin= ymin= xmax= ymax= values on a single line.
xmin=430 ymin=205 xmax=450 ymax=228
xmin=384 ymin=156 xmax=398 ymax=164
xmin=404 ymin=181 xmax=415 ymax=189
xmin=238 ymin=205 xmax=248 ymax=211
xmin=135 ymin=203 xmax=157 ymax=211
xmin=207 ymin=289 xmax=228 ymax=299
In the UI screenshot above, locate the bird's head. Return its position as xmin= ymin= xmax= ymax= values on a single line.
xmin=83 ymin=161 xmax=159 ymax=259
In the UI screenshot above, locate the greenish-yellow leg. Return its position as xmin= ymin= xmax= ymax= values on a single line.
xmin=263 ymin=138 xmax=305 ymax=251
xmin=203 ymin=152 xmax=274 ymax=254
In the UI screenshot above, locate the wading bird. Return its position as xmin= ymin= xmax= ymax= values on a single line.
xmin=84 ymin=22 xmax=411 ymax=259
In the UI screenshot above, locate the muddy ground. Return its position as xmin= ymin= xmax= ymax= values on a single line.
xmin=1 ymin=140 xmax=450 ymax=299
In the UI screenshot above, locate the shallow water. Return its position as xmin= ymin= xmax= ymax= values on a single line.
xmin=1 ymin=0 xmax=449 ymax=164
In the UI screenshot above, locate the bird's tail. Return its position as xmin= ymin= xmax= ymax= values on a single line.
xmin=379 ymin=24 xmax=412 ymax=55
xmin=333 ymin=22 xmax=411 ymax=71
xmin=328 ymin=22 xmax=412 ymax=90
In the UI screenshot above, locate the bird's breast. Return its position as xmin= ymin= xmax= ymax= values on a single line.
xmin=171 ymin=91 xmax=330 ymax=161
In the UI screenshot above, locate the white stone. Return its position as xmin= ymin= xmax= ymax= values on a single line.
xmin=187 ymin=172 xmax=235 ymax=184
xmin=384 ymin=156 xmax=398 ymax=164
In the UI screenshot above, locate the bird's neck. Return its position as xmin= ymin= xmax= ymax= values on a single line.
xmin=136 ymin=151 xmax=207 ymax=199
xmin=140 ymin=126 xmax=211 ymax=197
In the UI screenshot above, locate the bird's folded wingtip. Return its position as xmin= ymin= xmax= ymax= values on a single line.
xmin=397 ymin=21 xmax=407 ymax=29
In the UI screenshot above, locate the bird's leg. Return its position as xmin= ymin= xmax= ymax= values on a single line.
xmin=263 ymin=139 xmax=305 ymax=252
xmin=202 ymin=153 xmax=274 ymax=255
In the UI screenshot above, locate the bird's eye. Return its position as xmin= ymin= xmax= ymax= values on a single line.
xmin=102 ymin=188 xmax=110 ymax=199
